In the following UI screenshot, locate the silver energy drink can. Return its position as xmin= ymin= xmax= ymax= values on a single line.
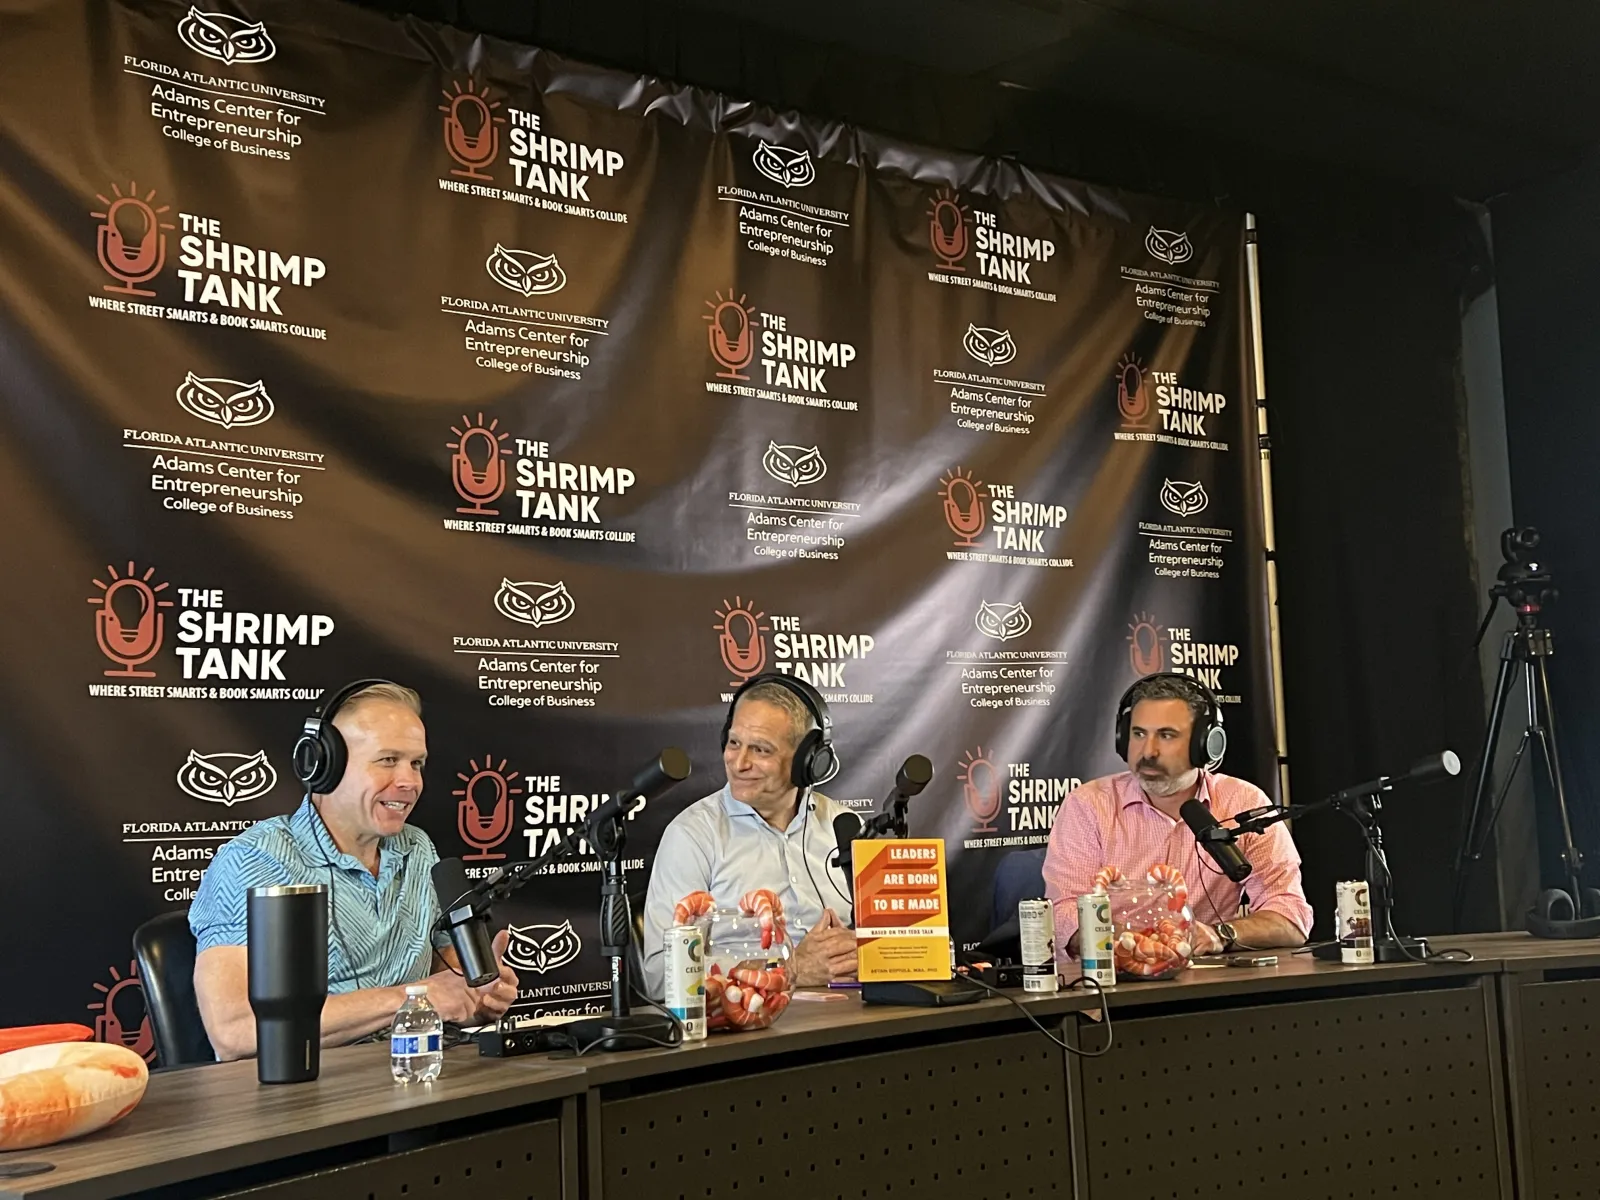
xmin=1335 ymin=880 xmax=1375 ymax=964
xmin=664 ymin=925 xmax=707 ymax=1040
xmin=1019 ymin=898 xmax=1060 ymax=993
xmin=1077 ymin=891 xmax=1117 ymax=989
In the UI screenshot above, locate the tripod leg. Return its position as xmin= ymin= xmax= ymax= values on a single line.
xmin=1452 ymin=643 xmax=1520 ymax=924
xmin=1529 ymin=654 xmax=1586 ymax=912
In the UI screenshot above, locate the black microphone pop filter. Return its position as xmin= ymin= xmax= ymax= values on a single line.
xmin=585 ymin=747 xmax=693 ymax=831
xmin=432 ymin=856 xmax=498 ymax=987
xmin=1179 ymin=799 xmax=1254 ymax=884
xmin=896 ymin=755 xmax=934 ymax=796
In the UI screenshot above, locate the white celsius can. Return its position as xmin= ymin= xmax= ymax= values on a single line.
xmin=1335 ymin=880 xmax=1375 ymax=964
xmin=1019 ymin=898 xmax=1060 ymax=994
xmin=664 ymin=925 xmax=707 ymax=1040
xmin=1077 ymin=891 xmax=1117 ymax=989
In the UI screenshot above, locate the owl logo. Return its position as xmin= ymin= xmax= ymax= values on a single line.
xmin=494 ymin=579 xmax=576 ymax=628
xmin=175 ymin=372 xmax=275 ymax=429
xmin=176 ymin=8 xmax=276 ymax=64
xmin=963 ymin=325 xmax=1016 ymax=368
xmin=1145 ymin=227 xmax=1194 ymax=266
xmin=762 ymin=442 xmax=827 ymax=488
xmin=505 ymin=921 xmax=582 ymax=975
xmin=752 ymin=141 xmax=816 ymax=189
xmin=1159 ymin=479 xmax=1209 ymax=518
xmin=974 ymin=600 xmax=1032 ymax=642
xmin=485 ymin=244 xmax=567 ymax=297
xmin=176 ymin=750 xmax=277 ymax=807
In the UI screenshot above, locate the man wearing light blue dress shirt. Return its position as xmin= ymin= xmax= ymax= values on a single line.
xmin=642 ymin=678 xmax=860 ymax=997
xmin=190 ymin=682 xmax=520 ymax=1061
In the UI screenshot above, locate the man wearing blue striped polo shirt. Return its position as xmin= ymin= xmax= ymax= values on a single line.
xmin=190 ymin=682 xmax=519 ymax=1061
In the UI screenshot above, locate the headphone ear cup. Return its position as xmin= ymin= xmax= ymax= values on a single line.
xmin=294 ymin=721 xmax=347 ymax=794
xmin=1203 ymin=723 xmax=1228 ymax=769
xmin=791 ymin=729 xmax=824 ymax=788
xmin=1114 ymin=711 xmax=1131 ymax=762
xmin=1537 ymin=888 xmax=1576 ymax=922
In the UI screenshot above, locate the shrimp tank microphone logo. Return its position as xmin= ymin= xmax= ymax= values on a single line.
xmin=1145 ymin=226 xmax=1194 ymax=266
xmin=506 ymin=921 xmax=582 ymax=975
xmin=176 ymin=750 xmax=277 ymax=806
xmin=752 ymin=141 xmax=815 ymax=189
xmin=88 ymin=562 xmax=173 ymax=677
xmin=454 ymin=753 xmax=522 ymax=861
xmin=762 ymin=442 xmax=827 ymax=488
xmin=176 ymin=7 xmax=276 ymax=64
xmin=176 ymin=373 xmax=274 ymax=429
xmin=92 ymin=182 xmax=174 ymax=297
xmin=494 ymin=579 xmax=576 ymax=629
xmin=1160 ymin=479 xmax=1209 ymax=518
xmin=1116 ymin=353 xmax=1152 ymax=428
xmin=1128 ymin=611 xmax=1167 ymax=675
xmin=715 ymin=595 xmax=770 ymax=684
xmin=963 ymin=324 xmax=1016 ymax=368
xmin=939 ymin=467 xmax=987 ymax=548
xmin=959 ymin=746 xmax=1002 ymax=834
xmin=449 ymin=412 xmax=510 ymax=515
xmin=88 ymin=963 xmax=156 ymax=1063
xmin=975 ymin=600 xmax=1032 ymax=642
xmin=440 ymin=78 xmax=505 ymax=181
xmin=485 ymin=243 xmax=566 ymax=297
xmin=704 ymin=290 xmax=757 ymax=380
xmin=928 ymin=187 xmax=970 ymax=270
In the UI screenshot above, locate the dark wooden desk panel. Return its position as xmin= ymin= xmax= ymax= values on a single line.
xmin=1069 ymin=973 xmax=1513 ymax=1200
xmin=0 ymin=1044 xmax=585 ymax=1200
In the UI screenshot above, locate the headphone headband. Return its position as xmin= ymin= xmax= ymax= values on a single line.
xmin=1113 ymin=671 xmax=1227 ymax=771
xmin=721 ymin=673 xmax=838 ymax=788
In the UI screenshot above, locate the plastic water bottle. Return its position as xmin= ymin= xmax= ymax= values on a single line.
xmin=390 ymin=984 xmax=443 ymax=1083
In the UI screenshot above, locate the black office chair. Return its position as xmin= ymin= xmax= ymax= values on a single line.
xmin=132 ymin=911 xmax=216 ymax=1067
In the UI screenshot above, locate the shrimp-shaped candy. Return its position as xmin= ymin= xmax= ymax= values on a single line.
xmin=1146 ymin=863 xmax=1189 ymax=912
xmin=738 ymin=888 xmax=787 ymax=949
xmin=673 ymin=890 xmax=715 ymax=924
xmin=1089 ymin=864 xmax=1125 ymax=892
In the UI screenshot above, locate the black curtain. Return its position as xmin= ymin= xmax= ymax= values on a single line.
xmin=350 ymin=0 xmax=1495 ymax=937
xmin=1492 ymin=159 xmax=1600 ymax=898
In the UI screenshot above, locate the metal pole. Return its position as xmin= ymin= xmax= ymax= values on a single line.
xmin=1244 ymin=213 xmax=1291 ymax=806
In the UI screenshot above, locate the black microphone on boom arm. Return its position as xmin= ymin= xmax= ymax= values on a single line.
xmin=859 ymin=755 xmax=934 ymax=839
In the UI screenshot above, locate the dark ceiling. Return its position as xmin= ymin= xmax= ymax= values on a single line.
xmin=367 ymin=0 xmax=1600 ymax=201
xmin=673 ymin=0 xmax=1599 ymax=201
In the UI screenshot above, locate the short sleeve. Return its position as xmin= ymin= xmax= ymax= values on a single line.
xmin=190 ymin=839 xmax=284 ymax=954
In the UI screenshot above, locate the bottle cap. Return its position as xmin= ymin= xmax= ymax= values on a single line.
xmin=405 ymin=984 xmax=428 ymax=997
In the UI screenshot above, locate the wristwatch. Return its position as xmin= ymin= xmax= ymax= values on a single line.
xmin=1216 ymin=921 xmax=1239 ymax=952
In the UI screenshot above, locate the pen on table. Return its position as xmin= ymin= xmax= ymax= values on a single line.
xmin=828 ymin=981 xmax=862 ymax=989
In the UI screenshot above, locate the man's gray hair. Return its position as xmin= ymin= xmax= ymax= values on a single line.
xmin=734 ymin=680 xmax=816 ymax=748
xmin=339 ymin=681 xmax=423 ymax=719
xmin=1125 ymin=674 xmax=1210 ymax=727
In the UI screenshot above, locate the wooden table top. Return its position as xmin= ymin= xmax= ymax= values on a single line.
xmin=0 ymin=1044 xmax=585 ymax=1200
xmin=3 ymin=930 xmax=1594 ymax=1198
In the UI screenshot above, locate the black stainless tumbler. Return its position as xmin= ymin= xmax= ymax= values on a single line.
xmin=247 ymin=883 xmax=329 ymax=1084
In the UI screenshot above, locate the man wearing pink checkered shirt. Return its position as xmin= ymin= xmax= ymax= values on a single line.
xmin=1043 ymin=674 xmax=1312 ymax=957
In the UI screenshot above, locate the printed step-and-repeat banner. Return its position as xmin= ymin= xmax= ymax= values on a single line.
xmin=0 ymin=0 xmax=1273 ymax=1047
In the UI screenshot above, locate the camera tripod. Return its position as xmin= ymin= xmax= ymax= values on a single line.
xmin=1451 ymin=528 xmax=1591 ymax=934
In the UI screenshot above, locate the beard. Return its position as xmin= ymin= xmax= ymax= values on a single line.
xmin=1137 ymin=760 xmax=1199 ymax=798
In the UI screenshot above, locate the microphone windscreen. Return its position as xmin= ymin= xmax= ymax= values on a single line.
xmin=897 ymin=755 xmax=934 ymax=793
xmin=431 ymin=856 xmax=474 ymax=911
xmin=833 ymin=811 xmax=863 ymax=843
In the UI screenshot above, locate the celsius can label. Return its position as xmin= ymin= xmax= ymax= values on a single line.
xmin=665 ymin=925 xmax=708 ymax=1040
xmin=1335 ymin=881 xmax=1374 ymax=964
xmin=1077 ymin=891 xmax=1116 ymax=989
xmin=1019 ymin=898 xmax=1060 ymax=994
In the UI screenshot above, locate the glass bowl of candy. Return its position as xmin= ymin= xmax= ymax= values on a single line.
xmin=1107 ymin=865 xmax=1194 ymax=981
xmin=701 ymin=907 xmax=794 ymax=1032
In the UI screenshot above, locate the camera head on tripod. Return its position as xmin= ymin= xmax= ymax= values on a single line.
xmin=1493 ymin=526 xmax=1558 ymax=613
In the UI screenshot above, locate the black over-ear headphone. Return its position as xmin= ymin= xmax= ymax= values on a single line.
xmin=292 ymin=678 xmax=395 ymax=795
xmin=721 ymin=673 xmax=838 ymax=788
xmin=1114 ymin=672 xmax=1227 ymax=770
